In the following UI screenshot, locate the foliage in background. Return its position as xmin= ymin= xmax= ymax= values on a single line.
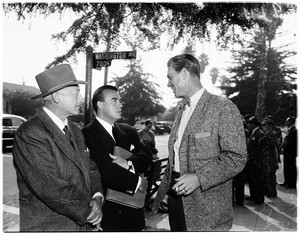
xmin=220 ymin=29 xmax=297 ymax=125
xmin=111 ymin=59 xmax=165 ymax=125
xmin=3 ymin=2 xmax=296 ymax=68
xmin=3 ymin=2 xmax=297 ymax=123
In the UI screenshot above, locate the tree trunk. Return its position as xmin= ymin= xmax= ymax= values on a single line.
xmin=255 ymin=29 xmax=267 ymax=122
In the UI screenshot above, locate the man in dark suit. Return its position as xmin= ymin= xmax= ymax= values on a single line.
xmin=281 ymin=117 xmax=297 ymax=189
xmin=82 ymin=85 xmax=152 ymax=231
xmin=12 ymin=64 xmax=104 ymax=231
xmin=246 ymin=116 xmax=269 ymax=204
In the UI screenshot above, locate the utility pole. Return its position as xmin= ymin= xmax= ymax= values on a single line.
xmin=84 ymin=46 xmax=93 ymax=126
xmin=104 ymin=18 xmax=112 ymax=85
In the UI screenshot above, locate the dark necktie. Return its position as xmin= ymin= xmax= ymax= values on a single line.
xmin=63 ymin=125 xmax=74 ymax=148
xmin=112 ymin=125 xmax=118 ymax=143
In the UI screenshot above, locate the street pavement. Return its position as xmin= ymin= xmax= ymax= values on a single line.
xmin=2 ymin=134 xmax=297 ymax=231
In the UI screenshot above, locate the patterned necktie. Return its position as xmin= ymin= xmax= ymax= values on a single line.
xmin=178 ymin=98 xmax=190 ymax=109
xmin=63 ymin=125 xmax=74 ymax=148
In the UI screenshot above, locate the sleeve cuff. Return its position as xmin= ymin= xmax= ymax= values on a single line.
xmin=134 ymin=176 xmax=141 ymax=193
xmin=92 ymin=192 xmax=104 ymax=200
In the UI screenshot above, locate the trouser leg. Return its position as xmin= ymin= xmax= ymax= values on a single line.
xmin=167 ymin=172 xmax=187 ymax=231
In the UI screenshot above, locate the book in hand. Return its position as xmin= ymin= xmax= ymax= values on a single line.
xmin=105 ymin=146 xmax=146 ymax=209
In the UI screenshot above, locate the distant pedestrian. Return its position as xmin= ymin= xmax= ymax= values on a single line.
xmin=233 ymin=118 xmax=250 ymax=205
xmin=265 ymin=115 xmax=283 ymax=164
xmin=246 ymin=116 xmax=269 ymax=204
xmin=262 ymin=117 xmax=280 ymax=197
xmin=139 ymin=119 xmax=159 ymax=160
xmin=152 ymin=53 xmax=247 ymax=231
xmin=280 ymin=117 xmax=297 ymax=189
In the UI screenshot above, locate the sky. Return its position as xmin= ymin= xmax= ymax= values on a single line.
xmin=1 ymin=2 xmax=298 ymax=109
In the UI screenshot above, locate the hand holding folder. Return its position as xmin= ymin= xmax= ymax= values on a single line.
xmin=105 ymin=146 xmax=147 ymax=209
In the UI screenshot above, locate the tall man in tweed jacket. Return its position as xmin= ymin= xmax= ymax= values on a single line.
xmin=152 ymin=54 xmax=247 ymax=231
xmin=13 ymin=64 xmax=104 ymax=231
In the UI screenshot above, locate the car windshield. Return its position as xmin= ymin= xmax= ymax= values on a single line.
xmin=3 ymin=117 xmax=25 ymax=127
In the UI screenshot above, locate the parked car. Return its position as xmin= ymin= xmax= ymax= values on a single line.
xmin=154 ymin=125 xmax=165 ymax=135
xmin=134 ymin=120 xmax=159 ymax=133
xmin=2 ymin=114 xmax=26 ymax=150
xmin=155 ymin=121 xmax=172 ymax=134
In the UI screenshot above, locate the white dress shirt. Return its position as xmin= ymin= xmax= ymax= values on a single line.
xmin=173 ymin=88 xmax=204 ymax=172
xmin=94 ymin=116 xmax=141 ymax=192
xmin=95 ymin=116 xmax=115 ymax=142
xmin=43 ymin=107 xmax=67 ymax=132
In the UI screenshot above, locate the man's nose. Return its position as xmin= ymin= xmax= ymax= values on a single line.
xmin=78 ymin=93 xmax=84 ymax=104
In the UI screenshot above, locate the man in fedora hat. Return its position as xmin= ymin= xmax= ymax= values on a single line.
xmin=12 ymin=64 xmax=104 ymax=231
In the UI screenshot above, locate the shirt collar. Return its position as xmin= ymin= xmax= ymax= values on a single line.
xmin=95 ymin=115 xmax=114 ymax=131
xmin=189 ymin=88 xmax=204 ymax=107
xmin=43 ymin=107 xmax=67 ymax=132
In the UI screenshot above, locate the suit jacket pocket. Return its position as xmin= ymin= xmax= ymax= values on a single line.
xmin=194 ymin=132 xmax=214 ymax=158
xmin=195 ymin=132 xmax=211 ymax=138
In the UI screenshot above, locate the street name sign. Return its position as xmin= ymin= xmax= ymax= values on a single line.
xmin=93 ymin=50 xmax=136 ymax=69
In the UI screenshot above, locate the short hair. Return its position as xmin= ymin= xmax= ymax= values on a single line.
xmin=145 ymin=119 xmax=153 ymax=125
xmin=92 ymin=85 xmax=118 ymax=112
xmin=167 ymin=54 xmax=201 ymax=79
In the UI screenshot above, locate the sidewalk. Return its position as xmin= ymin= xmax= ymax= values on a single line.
xmin=3 ymin=183 xmax=297 ymax=232
xmin=3 ymin=147 xmax=297 ymax=232
xmin=145 ymin=180 xmax=297 ymax=231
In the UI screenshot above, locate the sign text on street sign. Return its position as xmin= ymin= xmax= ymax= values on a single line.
xmin=94 ymin=51 xmax=137 ymax=61
xmin=93 ymin=59 xmax=111 ymax=69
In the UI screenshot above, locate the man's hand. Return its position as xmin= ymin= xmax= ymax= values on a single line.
xmin=86 ymin=196 xmax=103 ymax=226
xmin=172 ymin=173 xmax=200 ymax=196
xmin=138 ymin=177 xmax=148 ymax=193
xmin=109 ymin=154 xmax=129 ymax=169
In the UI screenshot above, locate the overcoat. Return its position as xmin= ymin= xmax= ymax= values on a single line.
xmin=153 ymin=90 xmax=247 ymax=231
xmin=12 ymin=109 xmax=103 ymax=231
xmin=282 ymin=125 xmax=297 ymax=187
xmin=82 ymin=120 xmax=152 ymax=231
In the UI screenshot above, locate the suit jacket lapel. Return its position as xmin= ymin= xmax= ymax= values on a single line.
xmin=37 ymin=110 xmax=86 ymax=175
xmin=92 ymin=119 xmax=115 ymax=154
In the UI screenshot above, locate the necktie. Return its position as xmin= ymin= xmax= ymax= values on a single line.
xmin=112 ymin=125 xmax=118 ymax=143
xmin=178 ymin=98 xmax=190 ymax=109
xmin=63 ymin=125 xmax=74 ymax=148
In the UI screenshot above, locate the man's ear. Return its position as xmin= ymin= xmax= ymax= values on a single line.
xmin=97 ymin=101 xmax=103 ymax=110
xmin=52 ymin=92 xmax=60 ymax=104
xmin=181 ymin=67 xmax=189 ymax=80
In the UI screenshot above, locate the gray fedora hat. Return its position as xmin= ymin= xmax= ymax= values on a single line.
xmin=31 ymin=64 xmax=88 ymax=99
